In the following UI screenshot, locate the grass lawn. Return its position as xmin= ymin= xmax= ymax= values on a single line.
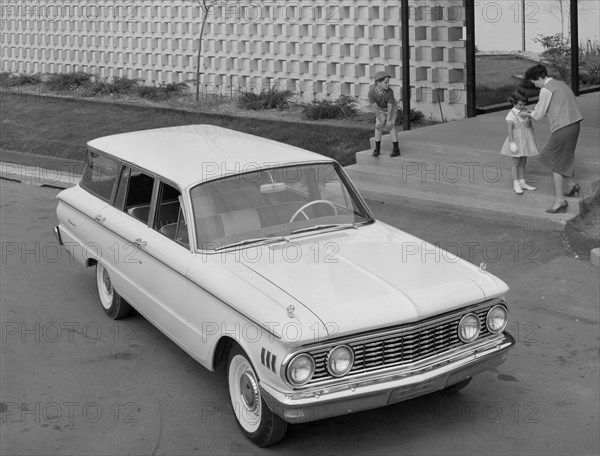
xmin=475 ymin=54 xmax=541 ymax=107
xmin=0 ymin=92 xmax=372 ymax=166
xmin=475 ymin=54 xmax=539 ymax=87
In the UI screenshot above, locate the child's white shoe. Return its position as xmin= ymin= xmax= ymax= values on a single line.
xmin=519 ymin=179 xmax=536 ymax=191
xmin=513 ymin=181 xmax=523 ymax=194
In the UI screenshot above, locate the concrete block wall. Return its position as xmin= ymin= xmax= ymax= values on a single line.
xmin=0 ymin=0 xmax=468 ymax=121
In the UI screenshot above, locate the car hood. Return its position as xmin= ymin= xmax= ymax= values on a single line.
xmin=236 ymin=222 xmax=509 ymax=339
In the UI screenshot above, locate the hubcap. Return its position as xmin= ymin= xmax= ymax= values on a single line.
xmin=240 ymin=371 xmax=259 ymax=412
xmin=229 ymin=355 xmax=262 ymax=433
xmin=102 ymin=269 xmax=112 ymax=295
xmin=97 ymin=264 xmax=113 ymax=309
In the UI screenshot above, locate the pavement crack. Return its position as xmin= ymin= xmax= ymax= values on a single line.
xmin=150 ymin=399 xmax=164 ymax=456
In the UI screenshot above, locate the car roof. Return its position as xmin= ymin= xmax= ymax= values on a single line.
xmin=87 ymin=124 xmax=333 ymax=188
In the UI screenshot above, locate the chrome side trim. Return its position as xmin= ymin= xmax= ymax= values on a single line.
xmin=57 ymin=198 xmax=282 ymax=341
xmin=53 ymin=226 xmax=63 ymax=246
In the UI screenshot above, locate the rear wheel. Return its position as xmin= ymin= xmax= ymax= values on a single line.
xmin=227 ymin=345 xmax=287 ymax=446
xmin=96 ymin=263 xmax=131 ymax=319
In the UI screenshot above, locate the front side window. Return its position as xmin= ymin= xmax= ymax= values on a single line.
xmin=189 ymin=162 xmax=372 ymax=251
xmin=153 ymin=182 xmax=189 ymax=248
xmin=80 ymin=150 xmax=118 ymax=202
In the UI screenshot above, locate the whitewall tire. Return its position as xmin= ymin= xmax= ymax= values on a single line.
xmin=227 ymin=345 xmax=287 ymax=446
xmin=95 ymin=263 xmax=131 ymax=319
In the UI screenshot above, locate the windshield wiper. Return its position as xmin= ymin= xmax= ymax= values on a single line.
xmin=291 ymin=223 xmax=356 ymax=235
xmin=214 ymin=236 xmax=287 ymax=251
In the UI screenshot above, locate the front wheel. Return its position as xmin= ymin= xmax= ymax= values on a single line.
xmin=227 ymin=345 xmax=287 ymax=447
xmin=96 ymin=263 xmax=131 ymax=319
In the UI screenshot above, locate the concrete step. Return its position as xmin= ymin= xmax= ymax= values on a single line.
xmin=369 ymin=131 xmax=599 ymax=165
xmin=369 ymin=135 xmax=497 ymax=159
xmin=346 ymin=162 xmax=587 ymax=205
xmin=366 ymin=136 xmax=600 ymax=165
xmin=364 ymin=137 xmax=600 ymax=169
xmin=353 ymin=152 xmax=599 ymax=196
xmin=346 ymin=170 xmax=580 ymax=231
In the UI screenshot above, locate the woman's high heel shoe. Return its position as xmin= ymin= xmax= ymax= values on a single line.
xmin=564 ymin=183 xmax=580 ymax=197
xmin=546 ymin=201 xmax=568 ymax=213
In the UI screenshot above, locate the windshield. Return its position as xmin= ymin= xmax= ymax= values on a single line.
xmin=189 ymin=162 xmax=373 ymax=251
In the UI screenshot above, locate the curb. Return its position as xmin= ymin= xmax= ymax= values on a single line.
xmin=362 ymin=191 xmax=571 ymax=232
xmin=0 ymin=149 xmax=84 ymax=171
xmin=591 ymin=248 xmax=600 ymax=267
xmin=0 ymin=152 xmax=81 ymax=189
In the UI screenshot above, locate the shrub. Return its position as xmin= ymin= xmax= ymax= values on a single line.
xmin=110 ymin=76 xmax=141 ymax=94
xmin=533 ymin=34 xmax=600 ymax=87
xmin=137 ymin=82 xmax=189 ymax=100
xmin=80 ymin=75 xmax=142 ymax=97
xmin=46 ymin=72 xmax=92 ymax=91
xmin=162 ymin=81 xmax=190 ymax=95
xmin=396 ymin=108 xmax=425 ymax=125
xmin=0 ymin=72 xmax=11 ymax=85
xmin=4 ymin=73 xmax=43 ymax=86
xmin=301 ymin=95 xmax=358 ymax=120
xmin=237 ymin=88 xmax=294 ymax=110
xmin=81 ymin=76 xmax=112 ymax=97
xmin=534 ymin=33 xmax=573 ymax=82
xmin=579 ymin=39 xmax=600 ymax=86
xmin=535 ymin=33 xmax=570 ymax=62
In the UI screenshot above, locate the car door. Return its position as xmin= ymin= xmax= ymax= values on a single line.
xmin=57 ymin=150 xmax=118 ymax=266
xmin=134 ymin=179 xmax=193 ymax=345
xmin=97 ymin=165 xmax=156 ymax=310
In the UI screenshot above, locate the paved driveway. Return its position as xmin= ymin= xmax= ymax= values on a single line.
xmin=1 ymin=180 xmax=598 ymax=455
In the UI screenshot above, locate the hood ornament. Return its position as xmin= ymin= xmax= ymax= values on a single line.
xmin=287 ymin=305 xmax=295 ymax=319
xmin=479 ymin=262 xmax=487 ymax=273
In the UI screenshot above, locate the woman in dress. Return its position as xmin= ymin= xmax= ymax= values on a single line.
xmin=519 ymin=64 xmax=584 ymax=213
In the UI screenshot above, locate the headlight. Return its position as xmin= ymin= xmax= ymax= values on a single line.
xmin=286 ymin=354 xmax=315 ymax=386
xmin=458 ymin=313 xmax=481 ymax=343
xmin=486 ymin=305 xmax=508 ymax=333
xmin=326 ymin=345 xmax=354 ymax=377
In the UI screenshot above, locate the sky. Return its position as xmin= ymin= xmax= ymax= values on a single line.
xmin=474 ymin=0 xmax=600 ymax=52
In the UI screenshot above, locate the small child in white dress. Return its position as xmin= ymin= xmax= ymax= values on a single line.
xmin=501 ymin=89 xmax=541 ymax=194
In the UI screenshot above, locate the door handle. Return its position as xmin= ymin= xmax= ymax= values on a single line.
xmin=133 ymin=238 xmax=147 ymax=248
xmin=95 ymin=215 xmax=106 ymax=224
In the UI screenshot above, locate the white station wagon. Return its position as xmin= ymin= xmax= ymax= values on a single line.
xmin=54 ymin=125 xmax=514 ymax=446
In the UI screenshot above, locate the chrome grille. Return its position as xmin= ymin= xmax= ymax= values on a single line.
xmin=307 ymin=306 xmax=493 ymax=384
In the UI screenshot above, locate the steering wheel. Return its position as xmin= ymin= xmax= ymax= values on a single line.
xmin=289 ymin=200 xmax=338 ymax=223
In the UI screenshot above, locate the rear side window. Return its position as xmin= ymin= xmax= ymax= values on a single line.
xmin=80 ymin=151 xmax=118 ymax=202
xmin=114 ymin=165 xmax=156 ymax=224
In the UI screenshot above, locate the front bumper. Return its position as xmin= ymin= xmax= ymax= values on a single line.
xmin=261 ymin=332 xmax=514 ymax=423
